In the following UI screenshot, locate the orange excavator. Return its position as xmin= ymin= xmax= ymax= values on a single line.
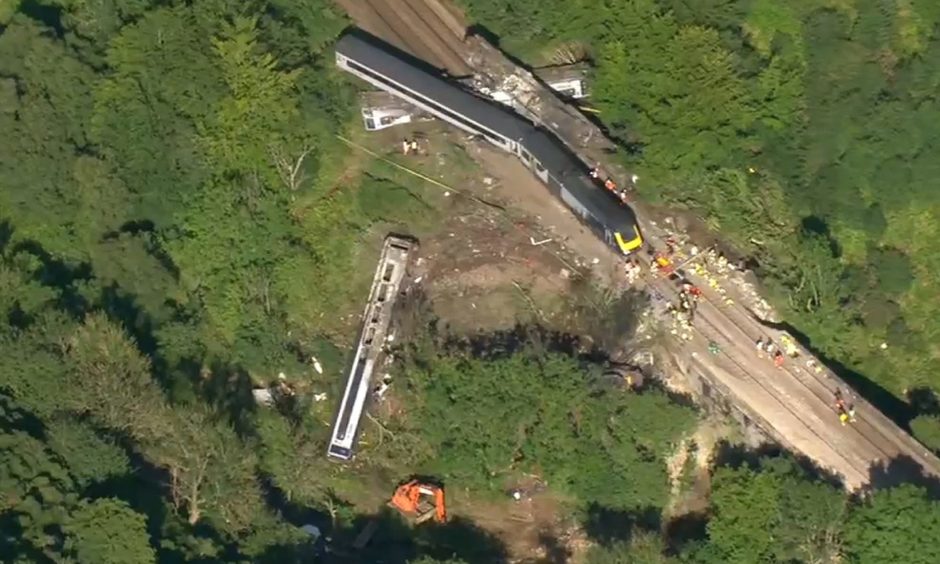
xmin=389 ymin=480 xmax=447 ymax=524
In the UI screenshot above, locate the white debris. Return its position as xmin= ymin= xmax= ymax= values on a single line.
xmin=592 ymin=257 xmax=600 ymax=264
xmin=444 ymin=191 xmax=451 ymax=197
xmin=374 ymin=382 xmax=390 ymax=399
xmin=301 ymin=524 xmax=321 ymax=541
xmin=252 ymin=388 xmax=274 ymax=406
xmin=310 ymin=356 xmax=323 ymax=374
xmin=313 ymin=392 xmax=328 ymax=402
xmin=413 ymin=276 xmax=424 ymax=284
xmin=278 ymin=372 xmax=286 ymax=380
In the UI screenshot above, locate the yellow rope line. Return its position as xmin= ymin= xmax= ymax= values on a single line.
xmin=335 ymin=134 xmax=584 ymax=275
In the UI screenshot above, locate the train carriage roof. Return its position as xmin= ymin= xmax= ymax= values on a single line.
xmin=335 ymin=32 xmax=531 ymax=142
xmin=561 ymin=168 xmax=640 ymax=231
xmin=522 ymin=127 xmax=640 ymax=230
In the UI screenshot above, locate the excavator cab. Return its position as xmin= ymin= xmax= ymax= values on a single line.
xmin=389 ymin=480 xmax=447 ymax=524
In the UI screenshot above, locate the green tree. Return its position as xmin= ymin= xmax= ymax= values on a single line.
xmin=844 ymin=484 xmax=940 ymax=564
xmin=403 ymin=343 xmax=695 ymax=511
xmin=697 ymin=457 xmax=845 ymax=564
xmin=911 ymin=415 xmax=940 ymax=453
xmin=66 ymin=315 xmax=266 ymax=531
xmin=585 ymin=532 xmax=673 ymax=564
xmin=64 ymin=498 xmax=156 ymax=564
xmin=0 ymin=430 xmax=76 ymax=560
xmin=44 ymin=418 xmax=130 ymax=488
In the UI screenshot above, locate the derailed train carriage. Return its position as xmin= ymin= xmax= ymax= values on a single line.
xmin=334 ymin=31 xmax=644 ymax=255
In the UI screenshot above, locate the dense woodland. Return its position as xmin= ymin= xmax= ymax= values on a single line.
xmin=2 ymin=0 xmax=940 ymax=562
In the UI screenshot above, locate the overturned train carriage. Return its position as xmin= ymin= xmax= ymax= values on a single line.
xmin=334 ymin=31 xmax=643 ymax=255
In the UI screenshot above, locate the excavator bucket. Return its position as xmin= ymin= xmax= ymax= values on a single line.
xmin=389 ymin=480 xmax=446 ymax=525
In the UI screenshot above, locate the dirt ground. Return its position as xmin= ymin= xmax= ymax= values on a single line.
xmin=363 ymin=124 xmax=596 ymax=334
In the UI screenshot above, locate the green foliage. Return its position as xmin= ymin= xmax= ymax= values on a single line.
xmin=255 ymin=410 xmax=335 ymax=506
xmin=64 ymin=498 xmax=156 ymax=564
xmin=844 ymin=484 xmax=940 ymax=564
xmin=0 ymin=429 xmax=77 ymax=558
xmin=693 ymin=457 xmax=845 ymax=564
xmin=585 ymin=532 xmax=673 ymax=564
xmin=911 ymin=415 xmax=940 ymax=453
xmin=44 ymin=418 xmax=130 ymax=488
xmin=403 ymin=343 xmax=696 ymax=511
xmin=0 ymin=0 xmax=366 ymax=554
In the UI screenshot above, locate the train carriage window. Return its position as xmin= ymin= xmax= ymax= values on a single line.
xmin=483 ymin=131 xmax=506 ymax=146
xmin=520 ymin=148 xmax=532 ymax=162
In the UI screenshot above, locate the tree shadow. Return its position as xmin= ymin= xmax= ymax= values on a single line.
xmin=536 ymin=529 xmax=571 ymax=564
xmin=664 ymin=511 xmax=709 ymax=555
xmin=582 ymin=503 xmax=661 ymax=547
xmin=907 ymin=387 xmax=940 ymax=417
xmin=100 ymin=280 xmax=259 ymax=436
xmin=0 ymin=392 xmax=45 ymax=437
xmin=100 ymin=284 xmax=159 ymax=356
xmin=13 ymin=239 xmax=93 ymax=319
xmin=711 ymin=441 xmax=846 ymax=490
xmin=199 ymin=361 xmax=259 ymax=436
xmin=439 ymin=323 xmax=610 ymax=364
xmin=19 ymin=0 xmax=66 ymax=36
xmin=0 ymin=220 xmax=12 ymax=253
xmin=329 ymin=508 xmax=509 ymax=564
xmin=867 ymin=455 xmax=940 ymax=499
xmin=102 ymin=223 xmax=181 ymax=280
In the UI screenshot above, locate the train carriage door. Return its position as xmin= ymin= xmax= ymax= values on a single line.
xmin=533 ymin=159 xmax=549 ymax=183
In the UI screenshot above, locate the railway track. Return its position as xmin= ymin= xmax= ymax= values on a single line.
xmin=336 ymin=0 xmax=473 ymax=76
xmin=647 ymin=275 xmax=874 ymax=485
xmin=645 ymin=250 xmax=939 ymax=487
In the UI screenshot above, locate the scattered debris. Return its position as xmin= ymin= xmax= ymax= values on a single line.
xmin=252 ymin=388 xmax=275 ymax=406
xmin=373 ymin=374 xmax=393 ymax=400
